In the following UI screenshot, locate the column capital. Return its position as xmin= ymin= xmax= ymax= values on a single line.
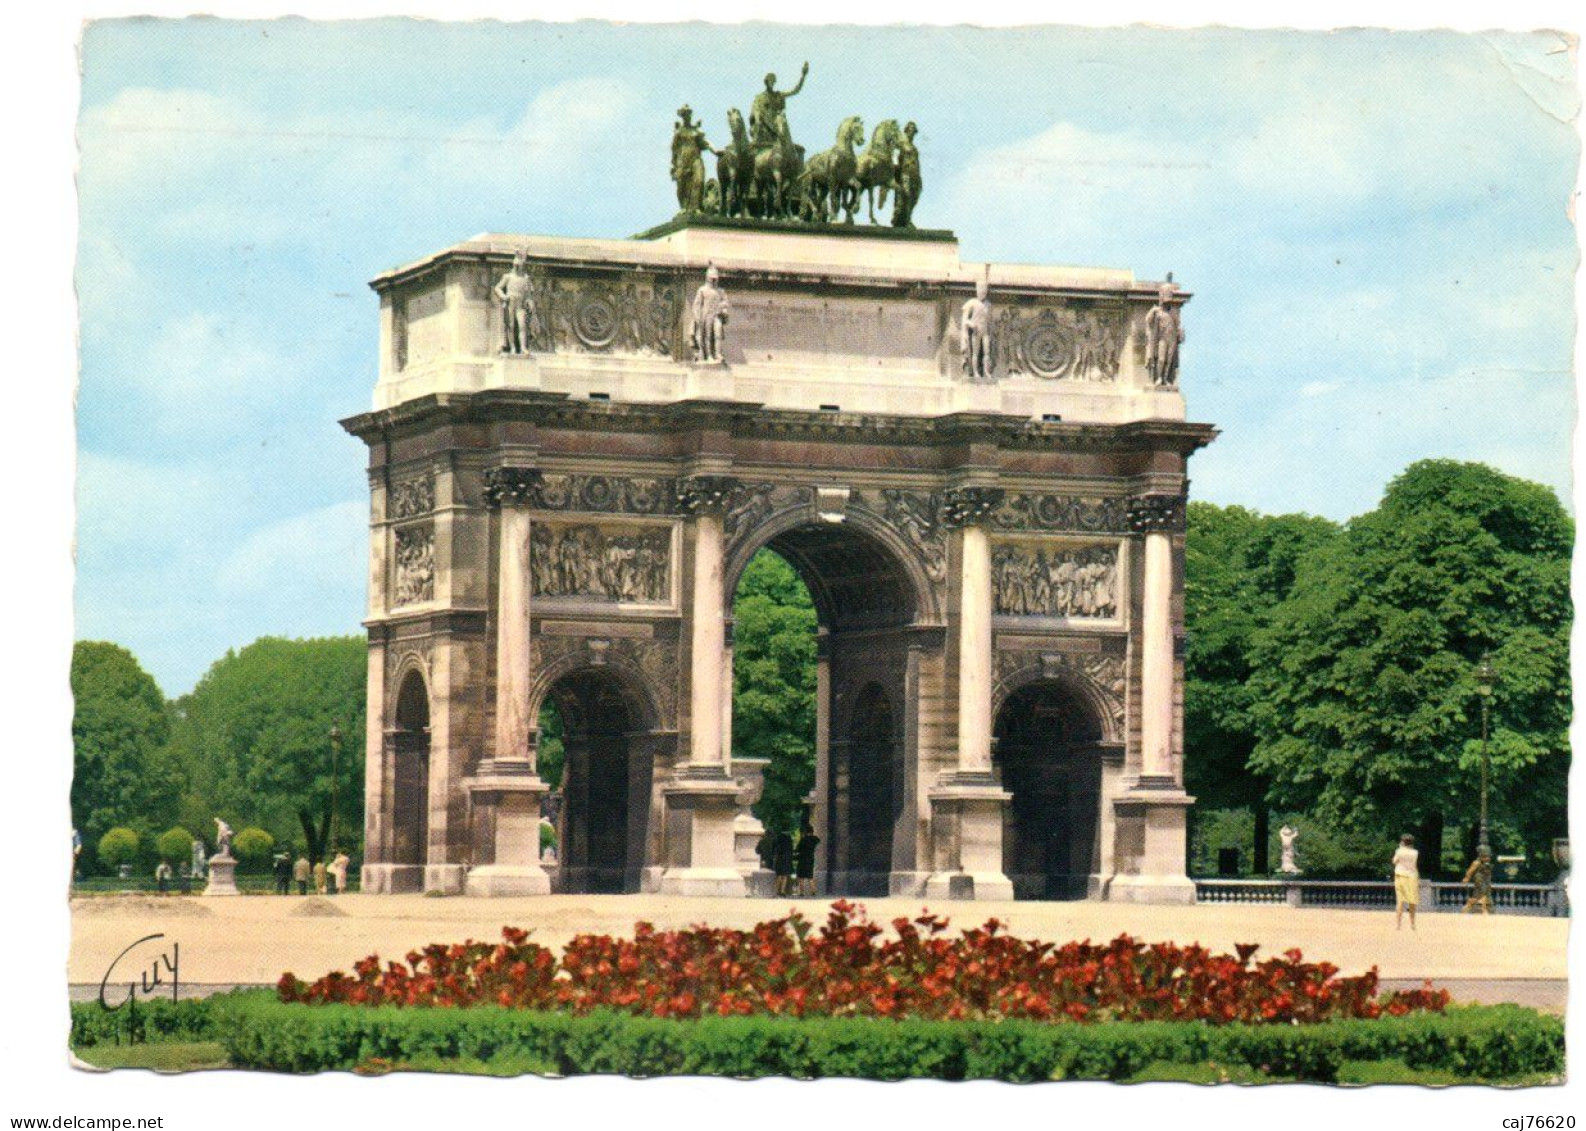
xmin=483 ymin=466 xmax=543 ymax=509
xmin=677 ymin=474 xmax=737 ymax=516
xmin=941 ymin=485 xmax=1005 ymax=529
xmin=1126 ymin=493 xmax=1185 ymax=534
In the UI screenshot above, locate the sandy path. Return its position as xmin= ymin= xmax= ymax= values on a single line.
xmin=67 ymin=892 xmax=1567 ymax=992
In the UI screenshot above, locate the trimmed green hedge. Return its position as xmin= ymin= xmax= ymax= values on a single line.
xmin=71 ymin=996 xmax=216 ymax=1048
xmin=199 ymin=993 xmax=1562 ymax=1083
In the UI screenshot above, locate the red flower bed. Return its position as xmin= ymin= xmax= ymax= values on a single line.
xmin=278 ymin=900 xmax=1449 ymax=1025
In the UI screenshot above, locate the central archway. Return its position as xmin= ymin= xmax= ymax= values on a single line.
xmin=993 ymin=679 xmax=1105 ymax=900
xmin=544 ymin=668 xmax=653 ymax=894
xmin=728 ymin=516 xmax=930 ymax=896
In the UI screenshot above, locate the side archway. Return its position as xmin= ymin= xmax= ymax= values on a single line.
xmin=390 ymin=666 xmax=431 ymax=876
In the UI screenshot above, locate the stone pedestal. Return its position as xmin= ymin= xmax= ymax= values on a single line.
xmin=464 ymin=761 xmax=552 ymax=897
xmin=1106 ymin=780 xmax=1196 ymax=904
xmin=203 ymin=853 xmax=239 ymax=897
xmin=361 ymin=863 xmax=425 ymax=894
xmin=659 ymin=768 xmax=747 ymax=897
xmin=924 ymin=772 xmax=1013 ymax=901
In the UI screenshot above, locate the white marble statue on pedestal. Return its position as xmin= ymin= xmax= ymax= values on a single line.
xmin=1279 ymin=824 xmax=1302 ymax=875
xmin=690 ymin=265 xmax=730 ymax=363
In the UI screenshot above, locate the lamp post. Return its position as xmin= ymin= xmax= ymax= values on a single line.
xmin=1475 ymin=655 xmax=1496 ymax=856
xmin=328 ymin=722 xmax=343 ymax=861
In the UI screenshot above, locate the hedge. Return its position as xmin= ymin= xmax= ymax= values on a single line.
xmin=71 ymin=995 xmax=216 ymax=1048
xmin=198 ymin=992 xmax=1561 ymax=1082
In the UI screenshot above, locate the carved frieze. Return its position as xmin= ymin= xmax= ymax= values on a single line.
xmin=995 ymin=303 xmax=1126 ymax=382
xmin=993 ymin=543 xmax=1119 ymax=619
xmin=676 ymin=475 xmax=737 ymax=516
xmin=534 ymin=274 xmax=684 ymax=357
xmin=532 ymin=474 xmax=679 ymax=516
xmin=483 ymin=467 xmax=543 ymax=508
xmin=392 ymin=525 xmax=435 ymax=606
xmin=534 ymin=633 xmax=678 ymax=727
xmin=389 ymin=475 xmax=435 ymax=520
xmin=989 ymin=493 xmax=1130 ymax=535
xmin=722 ymin=482 xmax=816 ymax=555
xmin=529 ymin=523 xmax=672 ymax=603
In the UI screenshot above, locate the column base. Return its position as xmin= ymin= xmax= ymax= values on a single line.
xmin=203 ymin=854 xmax=239 ymax=897
xmin=1106 ymin=782 xmax=1195 ymax=905
xmin=926 ymin=771 xmax=1013 ymax=902
xmin=659 ymin=765 xmax=747 ymax=897
xmin=465 ymin=864 xmax=552 ymax=898
xmin=424 ymin=864 xmax=468 ymax=895
xmin=361 ymin=863 xmax=425 ymax=894
xmin=923 ymin=871 xmax=1014 ymax=901
xmin=888 ymin=870 xmax=931 ymax=898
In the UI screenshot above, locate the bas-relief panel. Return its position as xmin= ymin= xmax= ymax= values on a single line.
xmin=992 ymin=303 xmax=1128 ymax=382
xmin=392 ymin=524 xmax=435 ymax=607
xmin=529 ymin=521 xmax=674 ymax=605
xmin=992 ymin=542 xmax=1121 ymax=620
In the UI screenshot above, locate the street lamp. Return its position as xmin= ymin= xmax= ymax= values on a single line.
xmin=328 ymin=722 xmax=343 ymax=860
xmin=1474 ymin=655 xmax=1496 ymax=856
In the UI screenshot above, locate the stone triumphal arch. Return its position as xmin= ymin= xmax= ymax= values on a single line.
xmin=346 ymin=218 xmax=1215 ymax=903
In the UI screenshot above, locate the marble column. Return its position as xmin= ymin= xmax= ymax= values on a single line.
xmin=925 ymin=485 xmax=1012 ymax=901
xmin=464 ymin=467 xmax=552 ymax=897
xmin=1107 ymin=492 xmax=1195 ymax=905
xmin=660 ymin=475 xmax=746 ymax=896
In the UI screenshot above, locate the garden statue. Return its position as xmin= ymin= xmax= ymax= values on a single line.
xmin=671 ymin=105 xmax=712 ymax=214
xmin=1145 ymin=282 xmax=1185 ymax=386
xmin=690 ymin=264 xmax=730 ymax=363
xmin=1279 ymin=825 xmax=1302 ymax=874
xmin=495 ymin=251 xmax=537 ymax=355
xmin=960 ymin=277 xmax=994 ymax=382
xmin=1462 ymin=846 xmax=1494 ymax=914
xmin=892 ymin=121 xmax=922 ymax=228
xmin=213 ymin=817 xmax=234 ymax=858
xmin=749 ymin=62 xmax=809 ymax=149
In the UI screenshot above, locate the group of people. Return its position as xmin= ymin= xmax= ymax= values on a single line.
xmin=1391 ymin=833 xmax=1498 ymax=930
xmin=272 ymin=850 xmax=352 ymax=896
xmin=758 ymin=820 xmax=820 ymax=897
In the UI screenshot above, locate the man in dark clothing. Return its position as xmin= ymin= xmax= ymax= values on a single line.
xmin=273 ymin=852 xmax=293 ymax=896
xmin=772 ymin=830 xmax=795 ymax=897
xmin=795 ymin=824 xmax=821 ymax=897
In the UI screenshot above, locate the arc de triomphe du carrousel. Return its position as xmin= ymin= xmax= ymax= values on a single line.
xmin=342 ymin=78 xmax=1217 ymax=904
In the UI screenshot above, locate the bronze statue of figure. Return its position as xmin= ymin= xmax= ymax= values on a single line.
xmin=1145 ymin=283 xmax=1185 ymax=386
xmin=892 ymin=121 xmax=921 ymax=228
xmin=716 ymin=108 xmax=755 ymax=218
xmin=803 ymin=115 xmax=866 ymax=224
xmin=753 ymin=110 xmax=804 ymax=220
xmin=671 ymin=105 xmax=712 ymax=214
xmin=749 ymin=62 xmax=809 ymax=149
xmin=495 ymin=251 xmax=537 ymax=355
xmin=854 ymin=119 xmax=902 ymax=225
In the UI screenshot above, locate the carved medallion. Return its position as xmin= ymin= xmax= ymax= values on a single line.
xmin=573 ymin=294 xmax=619 ymax=350
xmin=990 ymin=493 xmax=1130 ymax=535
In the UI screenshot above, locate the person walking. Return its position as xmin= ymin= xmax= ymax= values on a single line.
xmin=772 ymin=828 xmax=795 ymax=897
xmin=794 ymin=821 xmax=821 ymax=898
xmin=1393 ymin=834 xmax=1420 ymax=931
xmin=312 ymin=857 xmax=328 ymax=896
xmin=293 ymin=853 xmax=311 ymax=896
xmin=154 ymin=860 xmax=172 ymax=893
xmin=1462 ymin=846 xmax=1494 ymax=914
xmin=329 ymin=850 xmax=350 ymax=895
xmin=273 ymin=851 xmax=292 ymax=895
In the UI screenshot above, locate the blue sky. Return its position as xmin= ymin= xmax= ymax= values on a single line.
xmin=76 ymin=20 xmax=1579 ymax=696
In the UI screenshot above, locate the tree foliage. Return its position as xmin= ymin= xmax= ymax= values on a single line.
xmin=732 ymin=550 xmax=817 ymax=834
xmin=71 ymin=641 xmax=178 ymax=864
xmin=1246 ymin=461 xmax=1571 ymax=860
xmin=97 ymin=827 xmax=140 ymax=870
xmin=165 ymin=636 xmax=366 ymax=863
xmin=156 ymin=826 xmax=195 ymax=864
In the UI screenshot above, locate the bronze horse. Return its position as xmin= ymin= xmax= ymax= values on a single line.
xmin=854 ymin=119 xmax=903 ymax=225
xmin=752 ymin=110 xmax=805 ymax=220
xmin=802 ymin=116 xmax=866 ymax=224
xmin=715 ymin=109 xmax=756 ymax=218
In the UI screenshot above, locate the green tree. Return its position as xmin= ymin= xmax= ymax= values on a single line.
xmin=71 ymin=641 xmax=178 ymax=865
xmin=731 ymin=550 xmax=817 ymax=834
xmin=1247 ymin=461 xmax=1571 ymax=872
xmin=166 ymin=636 xmax=366 ymax=864
xmin=97 ymin=827 xmax=140 ymax=871
xmin=233 ymin=827 xmax=276 ymax=868
xmin=155 ymin=827 xmax=195 ymax=865
xmin=1183 ymin=503 xmax=1339 ymax=872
